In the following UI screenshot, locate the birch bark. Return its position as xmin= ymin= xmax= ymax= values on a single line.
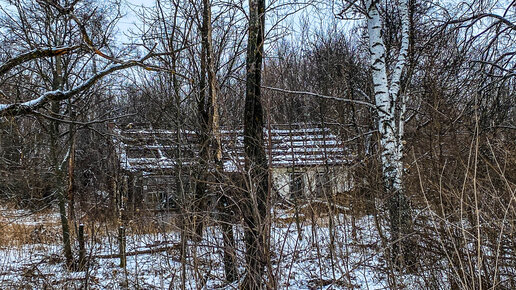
xmin=365 ymin=0 xmax=412 ymax=267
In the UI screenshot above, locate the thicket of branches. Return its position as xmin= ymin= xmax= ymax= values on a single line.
xmin=0 ymin=0 xmax=514 ymax=288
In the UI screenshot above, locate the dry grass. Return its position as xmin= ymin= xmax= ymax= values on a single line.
xmin=274 ymin=191 xmax=371 ymax=227
xmin=0 ymin=220 xmax=60 ymax=247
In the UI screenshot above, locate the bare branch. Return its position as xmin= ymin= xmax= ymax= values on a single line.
xmin=446 ymin=13 xmax=516 ymax=31
xmin=0 ymin=60 xmax=139 ymax=117
xmin=262 ymin=85 xmax=387 ymax=114
xmin=33 ymin=111 xmax=137 ymax=127
xmin=0 ymin=46 xmax=80 ymax=76
xmin=36 ymin=0 xmax=124 ymax=63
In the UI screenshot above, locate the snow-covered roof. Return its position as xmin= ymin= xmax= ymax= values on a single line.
xmin=111 ymin=123 xmax=353 ymax=173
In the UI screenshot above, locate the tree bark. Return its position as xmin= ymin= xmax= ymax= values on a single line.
xmin=51 ymin=54 xmax=74 ymax=269
xmin=243 ymin=0 xmax=269 ymax=288
xmin=195 ymin=0 xmax=210 ymax=239
xmin=198 ymin=0 xmax=238 ymax=282
xmin=67 ymin=109 xmax=76 ymax=229
xmin=365 ymin=0 xmax=413 ymax=268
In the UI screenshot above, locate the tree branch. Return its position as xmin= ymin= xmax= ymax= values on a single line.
xmin=262 ymin=85 xmax=388 ymax=114
xmin=446 ymin=13 xmax=516 ymax=31
xmin=33 ymin=111 xmax=136 ymax=127
xmin=0 ymin=46 xmax=80 ymax=76
xmin=0 ymin=60 xmax=139 ymax=117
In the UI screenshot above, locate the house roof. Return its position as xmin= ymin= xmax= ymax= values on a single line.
xmin=111 ymin=123 xmax=353 ymax=173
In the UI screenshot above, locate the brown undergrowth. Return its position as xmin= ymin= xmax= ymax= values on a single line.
xmin=0 ymin=212 xmax=60 ymax=247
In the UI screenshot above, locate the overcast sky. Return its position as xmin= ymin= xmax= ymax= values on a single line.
xmin=116 ymin=0 xmax=154 ymax=43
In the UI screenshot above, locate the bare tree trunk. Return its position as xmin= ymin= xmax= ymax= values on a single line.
xmin=198 ymin=0 xmax=238 ymax=281
xmin=155 ymin=1 xmax=189 ymax=286
xmin=78 ymin=223 xmax=86 ymax=270
xmin=243 ymin=0 xmax=269 ymax=288
xmin=195 ymin=22 xmax=209 ymax=240
xmin=51 ymin=107 xmax=73 ymax=269
xmin=57 ymin=168 xmax=74 ymax=269
xmin=51 ymin=54 xmax=74 ymax=269
xmin=67 ymin=108 xmax=76 ymax=230
xmin=365 ymin=0 xmax=413 ymax=268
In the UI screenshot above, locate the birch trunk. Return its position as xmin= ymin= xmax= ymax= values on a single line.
xmin=366 ymin=0 xmax=413 ymax=267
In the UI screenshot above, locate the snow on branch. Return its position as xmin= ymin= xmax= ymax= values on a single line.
xmin=0 ymin=60 xmax=139 ymax=117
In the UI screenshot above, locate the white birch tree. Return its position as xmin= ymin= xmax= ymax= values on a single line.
xmin=337 ymin=0 xmax=413 ymax=266
xmin=366 ymin=0 xmax=412 ymax=266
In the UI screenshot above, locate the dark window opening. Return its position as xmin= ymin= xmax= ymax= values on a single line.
xmin=290 ymin=172 xmax=304 ymax=198
xmin=315 ymin=172 xmax=331 ymax=196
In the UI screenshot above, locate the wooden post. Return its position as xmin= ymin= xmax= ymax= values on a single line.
xmin=119 ymin=175 xmax=128 ymax=268
xmin=220 ymin=204 xmax=238 ymax=282
xmin=118 ymin=224 xmax=126 ymax=268
xmin=78 ymin=224 xmax=86 ymax=270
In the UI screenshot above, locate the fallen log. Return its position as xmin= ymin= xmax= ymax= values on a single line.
xmin=95 ymin=243 xmax=181 ymax=259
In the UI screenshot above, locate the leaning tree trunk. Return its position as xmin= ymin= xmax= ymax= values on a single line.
xmin=242 ymin=0 xmax=269 ymax=288
xmin=198 ymin=0 xmax=238 ymax=282
xmin=195 ymin=6 xmax=210 ymax=240
xmin=366 ymin=0 xmax=413 ymax=268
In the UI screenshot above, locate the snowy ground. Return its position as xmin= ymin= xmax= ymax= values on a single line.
xmin=0 ymin=206 xmax=400 ymax=289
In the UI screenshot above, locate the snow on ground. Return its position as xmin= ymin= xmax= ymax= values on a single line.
xmin=0 ymin=208 xmax=399 ymax=289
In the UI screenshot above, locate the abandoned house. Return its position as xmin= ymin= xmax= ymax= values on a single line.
xmin=110 ymin=123 xmax=354 ymax=210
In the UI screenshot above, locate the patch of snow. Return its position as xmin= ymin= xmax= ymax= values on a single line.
xmin=0 ymin=210 xmax=418 ymax=289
